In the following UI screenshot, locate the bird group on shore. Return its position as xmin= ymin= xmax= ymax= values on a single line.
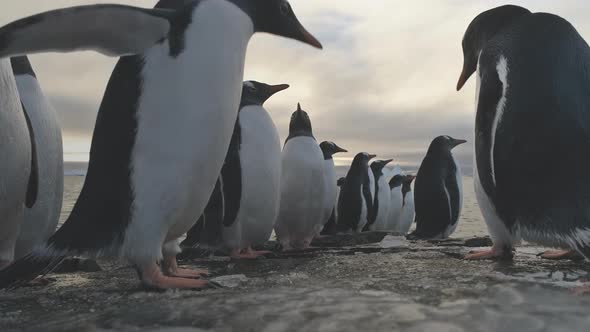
xmin=1 ymin=1 xmax=590 ymax=295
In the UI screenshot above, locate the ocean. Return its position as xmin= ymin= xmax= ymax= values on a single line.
xmin=59 ymin=170 xmax=489 ymax=239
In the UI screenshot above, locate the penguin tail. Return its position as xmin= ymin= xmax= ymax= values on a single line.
xmin=0 ymin=249 xmax=66 ymax=290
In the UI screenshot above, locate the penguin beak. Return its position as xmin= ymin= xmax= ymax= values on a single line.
xmin=297 ymin=24 xmax=323 ymax=49
xmin=275 ymin=5 xmax=323 ymax=49
xmin=457 ymin=56 xmax=477 ymax=91
xmin=383 ymin=159 xmax=394 ymax=165
xmin=368 ymin=154 xmax=377 ymax=160
xmin=334 ymin=144 xmax=348 ymax=153
xmin=453 ymin=139 xmax=467 ymax=147
xmin=263 ymin=84 xmax=290 ymax=103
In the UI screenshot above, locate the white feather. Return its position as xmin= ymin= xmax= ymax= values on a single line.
xmin=123 ymin=0 xmax=254 ymax=266
xmin=319 ymin=158 xmax=337 ymax=232
xmin=490 ymin=56 xmax=509 ymax=186
xmin=386 ymin=186 xmax=403 ymax=232
xmin=13 ymin=74 xmax=63 ymax=259
xmin=371 ymin=176 xmax=391 ymax=231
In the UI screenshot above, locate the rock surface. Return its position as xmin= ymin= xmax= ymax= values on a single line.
xmin=1 ymin=235 xmax=590 ymax=332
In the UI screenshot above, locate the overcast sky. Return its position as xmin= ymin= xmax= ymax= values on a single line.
xmin=2 ymin=1 xmax=590 ymax=170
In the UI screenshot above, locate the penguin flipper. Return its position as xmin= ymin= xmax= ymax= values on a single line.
xmin=0 ymin=4 xmax=175 ymax=58
xmin=21 ymin=102 xmax=38 ymax=208
xmin=0 ymin=252 xmax=65 ymax=290
xmin=444 ymin=163 xmax=461 ymax=226
xmin=220 ymin=122 xmax=242 ymax=228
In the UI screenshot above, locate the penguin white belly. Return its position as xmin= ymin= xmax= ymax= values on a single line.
xmin=388 ymin=188 xmax=403 ymax=232
xmin=442 ymin=155 xmax=463 ymax=238
xmin=0 ymin=60 xmax=31 ymax=263
xmin=368 ymin=169 xmax=375 ymax=201
xmin=122 ymin=1 xmax=254 ymax=264
xmin=399 ymin=193 xmax=415 ymax=234
xmin=276 ymin=137 xmax=326 ymax=247
xmin=14 ymin=74 xmax=63 ymax=259
xmin=372 ymin=178 xmax=391 ymax=231
xmin=235 ymin=106 xmax=282 ymax=247
xmin=320 ymin=159 xmax=337 ymax=230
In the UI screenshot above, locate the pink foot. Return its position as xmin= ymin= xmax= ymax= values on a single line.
xmin=572 ymin=285 xmax=590 ymax=295
xmin=162 ymin=257 xmax=208 ymax=278
xmin=24 ymin=277 xmax=56 ymax=287
xmin=139 ymin=264 xmax=209 ymax=290
xmin=538 ymin=250 xmax=580 ymax=260
xmin=465 ymin=246 xmax=513 ymax=260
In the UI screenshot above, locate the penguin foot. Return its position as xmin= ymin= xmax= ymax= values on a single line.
xmin=230 ymin=248 xmax=266 ymax=259
xmin=538 ymin=250 xmax=582 ymax=261
xmin=572 ymin=285 xmax=590 ymax=295
xmin=141 ymin=264 xmax=209 ymax=290
xmin=162 ymin=257 xmax=208 ymax=278
xmin=465 ymin=246 xmax=513 ymax=260
xmin=23 ymin=277 xmax=57 ymax=287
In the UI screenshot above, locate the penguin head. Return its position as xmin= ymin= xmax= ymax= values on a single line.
xmin=389 ymin=175 xmax=404 ymax=190
xmin=320 ymin=141 xmax=348 ymax=160
xmin=337 ymin=177 xmax=347 ymax=187
xmin=351 ymin=152 xmax=377 ymax=171
xmin=240 ymin=0 xmax=322 ymax=49
xmin=370 ymin=159 xmax=394 ymax=176
xmin=288 ymin=103 xmax=313 ymax=137
xmin=457 ymin=5 xmax=531 ymax=90
xmin=430 ymin=136 xmax=467 ymax=154
xmin=241 ymin=81 xmax=289 ymax=107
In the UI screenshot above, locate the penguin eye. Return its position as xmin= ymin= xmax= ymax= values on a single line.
xmin=279 ymin=1 xmax=291 ymax=15
xmin=249 ymin=86 xmax=258 ymax=93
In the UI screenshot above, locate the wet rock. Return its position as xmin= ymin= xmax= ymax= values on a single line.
xmin=311 ymin=232 xmax=389 ymax=248
xmin=210 ymin=274 xmax=248 ymax=288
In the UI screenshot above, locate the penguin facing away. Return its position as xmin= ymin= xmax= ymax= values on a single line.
xmin=366 ymin=159 xmax=394 ymax=231
xmin=387 ymin=175 xmax=404 ymax=232
xmin=338 ymin=152 xmax=376 ymax=233
xmin=398 ymin=175 xmax=416 ymax=234
xmin=0 ymin=0 xmax=322 ymax=290
xmin=318 ymin=141 xmax=348 ymax=235
xmin=275 ymin=103 xmax=326 ymax=249
xmin=457 ymin=5 xmax=590 ymax=261
xmin=11 ymin=56 xmax=64 ymax=260
xmin=186 ymin=81 xmax=288 ymax=259
xmin=410 ymin=136 xmax=465 ymax=240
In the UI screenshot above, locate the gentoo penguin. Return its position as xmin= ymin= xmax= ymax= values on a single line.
xmin=11 ymin=57 xmax=64 ymax=260
xmin=318 ymin=141 xmax=348 ymax=235
xmin=186 ymin=81 xmax=288 ymax=258
xmin=321 ymin=176 xmax=347 ymax=236
xmin=366 ymin=159 xmax=394 ymax=231
xmin=457 ymin=5 xmax=590 ymax=260
xmin=387 ymin=175 xmax=404 ymax=232
xmin=275 ymin=103 xmax=326 ymax=249
xmin=0 ymin=1 xmax=322 ymax=290
xmin=338 ymin=153 xmax=376 ymax=233
xmin=397 ymin=175 xmax=416 ymax=234
xmin=410 ymin=136 xmax=466 ymax=239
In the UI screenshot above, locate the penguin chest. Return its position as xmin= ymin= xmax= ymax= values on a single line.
xmin=388 ymin=188 xmax=403 ymax=230
xmin=235 ymin=107 xmax=282 ymax=243
xmin=400 ymin=192 xmax=414 ymax=233
xmin=322 ymin=160 xmax=337 ymax=223
xmin=375 ymin=177 xmax=391 ymax=225
xmin=129 ymin=3 xmax=254 ymax=241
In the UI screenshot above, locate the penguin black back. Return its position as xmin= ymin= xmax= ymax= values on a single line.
xmin=338 ymin=153 xmax=374 ymax=232
xmin=285 ymin=103 xmax=314 ymax=144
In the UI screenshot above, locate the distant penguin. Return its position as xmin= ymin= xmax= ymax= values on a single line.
xmin=387 ymin=175 xmax=404 ymax=232
xmin=0 ymin=0 xmax=322 ymax=290
xmin=397 ymin=175 xmax=416 ymax=234
xmin=11 ymin=56 xmax=64 ymax=260
xmin=276 ymin=104 xmax=326 ymax=249
xmin=410 ymin=136 xmax=466 ymax=239
xmin=338 ymin=153 xmax=376 ymax=233
xmin=366 ymin=159 xmax=394 ymax=231
xmin=318 ymin=141 xmax=347 ymax=235
xmin=457 ymin=5 xmax=590 ymax=260
xmin=321 ymin=176 xmax=347 ymax=236
xmin=212 ymin=81 xmax=289 ymax=258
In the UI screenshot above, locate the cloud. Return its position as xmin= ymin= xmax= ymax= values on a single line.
xmin=3 ymin=0 xmax=590 ymax=168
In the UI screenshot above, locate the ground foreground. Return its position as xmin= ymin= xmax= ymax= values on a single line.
xmin=1 ymin=234 xmax=590 ymax=332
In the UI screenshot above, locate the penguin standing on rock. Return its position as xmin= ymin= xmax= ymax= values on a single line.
xmin=410 ymin=136 xmax=465 ymax=240
xmin=318 ymin=141 xmax=348 ymax=235
xmin=367 ymin=159 xmax=394 ymax=231
xmin=11 ymin=56 xmax=64 ymax=260
xmin=0 ymin=0 xmax=322 ymax=290
xmin=457 ymin=5 xmax=590 ymax=262
xmin=275 ymin=104 xmax=326 ymax=249
xmin=184 ymin=81 xmax=288 ymax=259
xmin=338 ymin=153 xmax=376 ymax=233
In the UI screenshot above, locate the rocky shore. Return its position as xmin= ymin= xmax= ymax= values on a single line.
xmin=1 ymin=234 xmax=589 ymax=332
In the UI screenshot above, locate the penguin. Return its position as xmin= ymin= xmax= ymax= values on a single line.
xmin=397 ymin=175 xmax=416 ymax=234
xmin=457 ymin=5 xmax=590 ymax=260
xmin=387 ymin=175 xmax=404 ymax=232
xmin=275 ymin=103 xmax=326 ymax=249
xmin=366 ymin=159 xmax=394 ymax=231
xmin=318 ymin=141 xmax=348 ymax=235
xmin=11 ymin=56 xmax=64 ymax=260
xmin=337 ymin=153 xmax=376 ymax=233
xmin=320 ymin=176 xmax=347 ymax=236
xmin=185 ymin=81 xmax=288 ymax=258
xmin=410 ymin=136 xmax=466 ymax=239
xmin=0 ymin=0 xmax=322 ymax=290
